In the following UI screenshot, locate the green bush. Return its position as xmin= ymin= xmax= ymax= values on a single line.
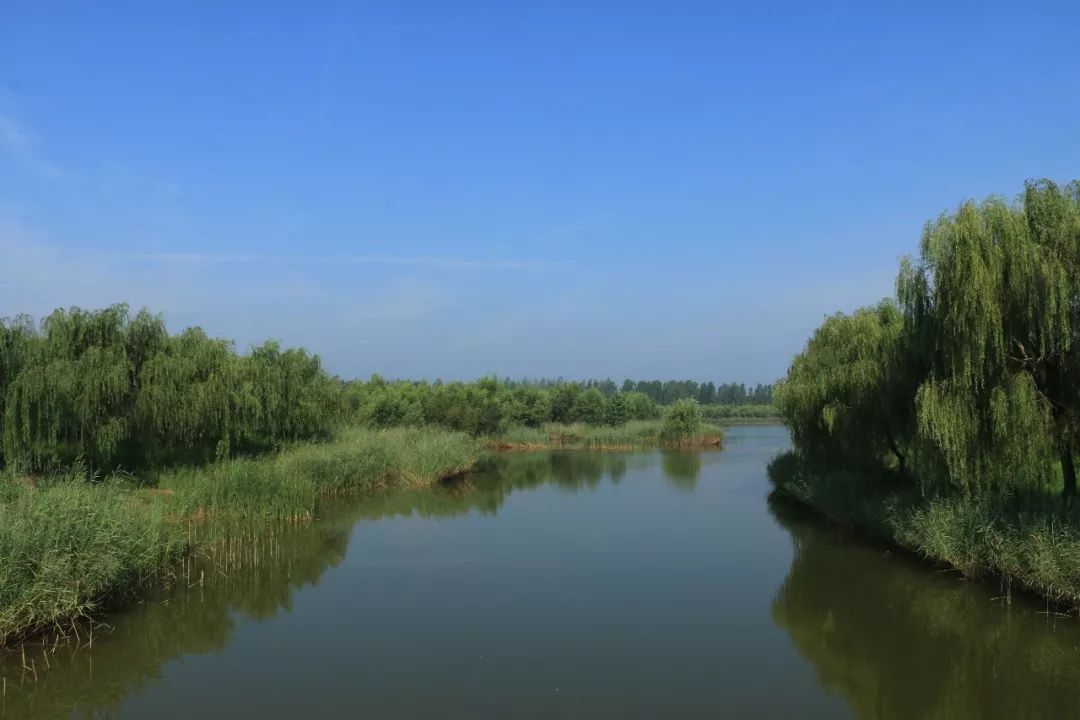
xmin=661 ymin=398 xmax=704 ymax=443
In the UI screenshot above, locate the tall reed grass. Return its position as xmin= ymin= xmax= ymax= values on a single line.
xmin=0 ymin=427 xmax=481 ymax=646
xmin=768 ymin=451 xmax=1080 ymax=605
xmin=491 ymin=420 xmax=723 ymax=450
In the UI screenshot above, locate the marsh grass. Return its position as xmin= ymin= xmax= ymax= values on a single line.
xmin=0 ymin=427 xmax=482 ymax=647
xmin=702 ymin=403 xmax=781 ymax=424
xmin=0 ymin=466 xmax=186 ymax=646
xmin=768 ymin=451 xmax=1080 ymax=605
xmin=491 ymin=420 xmax=723 ymax=450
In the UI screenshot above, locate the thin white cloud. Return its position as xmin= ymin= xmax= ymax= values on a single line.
xmin=339 ymin=255 xmax=556 ymax=269
xmin=0 ymin=115 xmax=63 ymax=179
xmin=0 ymin=219 xmax=460 ymax=371
xmin=115 ymin=252 xmax=557 ymax=270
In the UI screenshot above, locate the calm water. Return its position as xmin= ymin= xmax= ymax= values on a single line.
xmin=4 ymin=425 xmax=1080 ymax=719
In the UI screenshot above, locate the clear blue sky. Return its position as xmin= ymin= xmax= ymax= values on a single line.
xmin=2 ymin=1 xmax=1078 ymax=383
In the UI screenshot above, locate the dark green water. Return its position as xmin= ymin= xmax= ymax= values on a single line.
xmin=4 ymin=425 xmax=1080 ymax=719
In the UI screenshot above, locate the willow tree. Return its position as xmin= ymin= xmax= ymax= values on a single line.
xmin=242 ymin=340 xmax=338 ymax=445
xmin=0 ymin=315 xmax=37 ymax=467
xmin=898 ymin=180 xmax=1080 ymax=496
xmin=1 ymin=304 xmax=343 ymax=472
xmin=776 ymin=300 xmax=916 ymax=477
xmin=2 ymin=305 xmax=163 ymax=470
xmin=136 ymin=327 xmax=240 ymax=464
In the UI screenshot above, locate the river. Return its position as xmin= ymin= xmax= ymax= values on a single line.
xmin=3 ymin=425 xmax=1080 ymax=718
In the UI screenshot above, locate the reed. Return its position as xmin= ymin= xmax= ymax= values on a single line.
xmin=768 ymin=451 xmax=1080 ymax=605
xmin=490 ymin=419 xmax=722 ymax=450
xmin=0 ymin=465 xmax=185 ymax=646
xmin=0 ymin=426 xmax=481 ymax=647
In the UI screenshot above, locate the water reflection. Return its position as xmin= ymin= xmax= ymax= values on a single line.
xmin=660 ymin=450 xmax=701 ymax=490
xmin=355 ymin=451 xmax=661 ymax=521
xmin=0 ymin=450 xmax=672 ymax=719
xmin=768 ymin=494 xmax=1080 ymax=720
xmin=0 ymin=502 xmax=359 ymax=720
xmin=9 ymin=435 xmax=1080 ymax=720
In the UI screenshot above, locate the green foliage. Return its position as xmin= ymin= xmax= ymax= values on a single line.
xmin=700 ymin=403 xmax=779 ymax=422
xmin=897 ymin=180 xmax=1080 ymax=494
xmin=770 ymin=482 xmax=1080 ymax=719
xmin=508 ymin=386 xmax=553 ymax=427
xmin=780 ymin=178 xmax=1080 ymax=498
xmin=0 ymin=305 xmax=340 ymax=473
xmin=495 ymin=419 xmax=722 ymax=449
xmin=769 ymin=450 xmax=1080 ymax=606
xmin=776 ymin=301 xmax=915 ymax=475
xmin=0 ymin=465 xmax=186 ymax=645
xmin=612 ymin=379 xmax=773 ymax=405
xmin=571 ymin=388 xmax=607 ymax=424
xmin=340 ymin=377 xmax=662 ymax=435
xmin=604 ymin=391 xmax=632 ymax=425
xmin=0 ymin=426 xmax=480 ymax=646
xmin=549 ymin=383 xmax=582 ymax=424
xmin=660 ymin=398 xmax=704 ymax=443
xmin=622 ymin=391 xmax=662 ymax=420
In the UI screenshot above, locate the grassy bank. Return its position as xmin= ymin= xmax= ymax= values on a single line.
xmin=0 ymin=427 xmax=481 ymax=647
xmin=701 ymin=403 xmax=781 ymax=425
xmin=767 ymin=451 xmax=1080 ymax=606
xmin=711 ymin=416 xmax=784 ymax=426
xmin=489 ymin=420 xmax=723 ymax=451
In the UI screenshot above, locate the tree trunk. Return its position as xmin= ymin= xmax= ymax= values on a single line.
xmin=1062 ymin=441 xmax=1076 ymax=499
xmin=880 ymin=409 xmax=906 ymax=480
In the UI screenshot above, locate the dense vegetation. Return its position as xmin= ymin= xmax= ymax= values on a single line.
xmin=345 ymin=376 xmax=660 ymax=436
xmin=0 ymin=450 xmax=673 ymax=718
xmin=500 ymin=378 xmax=773 ymax=406
xmin=769 ymin=497 xmax=1080 ymax=719
xmin=701 ymin=403 xmax=780 ymax=423
xmin=0 ymin=306 xmax=751 ymax=475
xmin=494 ymin=399 xmax=721 ymax=451
xmin=0 ymin=427 xmax=481 ymax=646
xmin=345 ymin=377 xmax=764 ymax=436
xmin=0 ymin=306 xmax=339 ymax=473
xmin=0 ymin=304 xmax=737 ymax=646
xmin=772 ymin=178 xmax=1080 ymax=602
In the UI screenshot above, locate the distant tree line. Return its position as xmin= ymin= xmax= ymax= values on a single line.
xmin=342 ymin=376 xmax=660 ymax=436
xmin=0 ymin=304 xmax=749 ymax=473
xmin=499 ymin=378 xmax=773 ymax=406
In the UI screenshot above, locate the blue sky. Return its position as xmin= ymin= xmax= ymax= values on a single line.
xmin=2 ymin=1 xmax=1079 ymax=383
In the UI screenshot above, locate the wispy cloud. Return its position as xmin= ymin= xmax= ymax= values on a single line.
xmin=0 ymin=219 xmax=461 ymax=365
xmin=0 ymin=114 xmax=63 ymax=178
xmin=115 ymin=252 xmax=558 ymax=270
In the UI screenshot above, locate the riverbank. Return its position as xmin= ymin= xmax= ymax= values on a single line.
xmin=487 ymin=420 xmax=723 ymax=451
xmin=767 ymin=451 xmax=1080 ymax=606
xmin=0 ymin=427 xmax=481 ymax=647
xmin=701 ymin=404 xmax=780 ymax=425
xmin=712 ymin=416 xmax=783 ymax=426
xmin=0 ymin=420 xmax=725 ymax=648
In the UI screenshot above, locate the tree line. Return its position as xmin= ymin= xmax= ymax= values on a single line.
xmin=0 ymin=305 xmax=340 ymax=472
xmin=0 ymin=304 xmax=733 ymax=473
xmin=776 ymin=179 xmax=1080 ymax=498
xmin=501 ymin=378 xmax=773 ymax=405
xmin=344 ymin=376 xmax=663 ymax=436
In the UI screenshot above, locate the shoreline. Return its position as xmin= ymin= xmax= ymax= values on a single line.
xmin=0 ymin=427 xmax=482 ymax=649
xmin=488 ymin=420 xmax=724 ymax=452
xmin=1 ymin=422 xmax=726 ymax=649
xmin=488 ymin=439 xmax=723 ymax=452
xmin=768 ymin=451 xmax=1080 ymax=610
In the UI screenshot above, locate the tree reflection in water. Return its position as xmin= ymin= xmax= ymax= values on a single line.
xmin=768 ymin=494 xmax=1080 ymax=720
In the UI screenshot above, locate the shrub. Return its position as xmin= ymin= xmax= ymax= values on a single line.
xmin=661 ymin=398 xmax=704 ymax=443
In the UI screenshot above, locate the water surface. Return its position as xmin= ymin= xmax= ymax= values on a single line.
xmin=4 ymin=426 xmax=1080 ymax=718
